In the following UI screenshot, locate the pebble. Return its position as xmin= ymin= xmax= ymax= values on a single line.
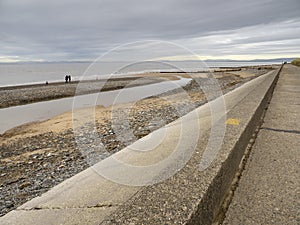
xmin=19 ymin=182 xmax=31 ymax=190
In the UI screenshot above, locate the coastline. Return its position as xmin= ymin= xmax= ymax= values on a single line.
xmin=0 ymin=65 xmax=278 ymax=216
xmin=0 ymin=76 xmax=163 ymax=109
xmin=0 ymin=66 xmax=276 ymax=109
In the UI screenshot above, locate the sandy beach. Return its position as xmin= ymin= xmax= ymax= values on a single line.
xmin=0 ymin=65 xmax=277 ymax=216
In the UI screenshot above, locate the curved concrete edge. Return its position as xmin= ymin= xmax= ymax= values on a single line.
xmin=185 ymin=64 xmax=283 ymax=225
xmin=0 ymin=66 xmax=283 ymax=225
xmin=100 ymin=65 xmax=283 ymax=224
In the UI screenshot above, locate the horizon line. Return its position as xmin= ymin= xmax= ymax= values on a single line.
xmin=0 ymin=57 xmax=297 ymax=64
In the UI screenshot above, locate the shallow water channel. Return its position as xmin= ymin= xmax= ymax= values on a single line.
xmin=0 ymin=78 xmax=191 ymax=134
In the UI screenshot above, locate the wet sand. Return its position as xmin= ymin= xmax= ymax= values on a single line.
xmin=0 ymin=66 xmax=277 ymax=216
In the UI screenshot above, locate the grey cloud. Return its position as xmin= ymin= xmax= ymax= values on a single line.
xmin=0 ymin=0 xmax=300 ymax=61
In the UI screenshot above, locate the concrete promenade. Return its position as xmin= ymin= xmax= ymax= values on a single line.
xmin=1 ymin=65 xmax=293 ymax=225
xmin=223 ymin=64 xmax=300 ymax=224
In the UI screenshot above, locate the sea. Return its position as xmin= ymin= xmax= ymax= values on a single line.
xmin=0 ymin=61 xmax=281 ymax=87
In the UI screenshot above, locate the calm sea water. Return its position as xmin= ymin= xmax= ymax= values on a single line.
xmin=0 ymin=61 xmax=280 ymax=87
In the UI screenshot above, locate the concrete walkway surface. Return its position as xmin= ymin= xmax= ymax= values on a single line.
xmin=0 ymin=66 xmax=285 ymax=225
xmin=223 ymin=64 xmax=300 ymax=224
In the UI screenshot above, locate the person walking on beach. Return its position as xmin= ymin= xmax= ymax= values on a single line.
xmin=65 ymin=75 xmax=72 ymax=83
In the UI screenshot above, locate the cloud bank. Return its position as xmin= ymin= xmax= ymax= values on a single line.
xmin=0 ymin=0 xmax=300 ymax=62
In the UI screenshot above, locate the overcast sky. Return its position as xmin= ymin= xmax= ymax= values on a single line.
xmin=1 ymin=0 xmax=300 ymax=62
